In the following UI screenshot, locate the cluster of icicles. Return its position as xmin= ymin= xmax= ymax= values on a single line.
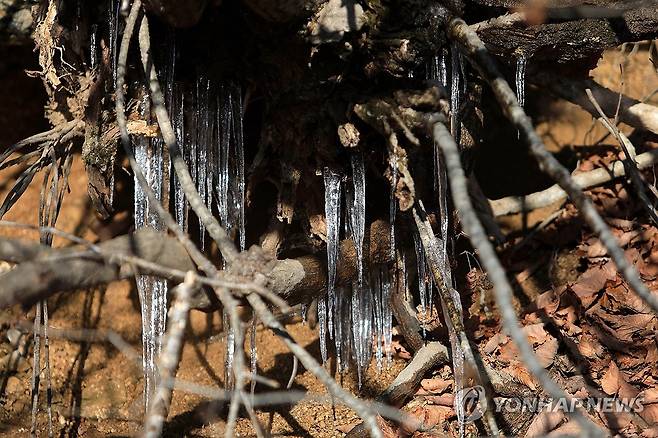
xmin=128 ymin=38 xmax=246 ymax=406
xmin=106 ymin=0 xmax=530 ymax=419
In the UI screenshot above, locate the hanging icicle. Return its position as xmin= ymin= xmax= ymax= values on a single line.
xmin=515 ymin=52 xmax=527 ymax=109
xmin=250 ymin=317 xmax=258 ymax=394
xmin=172 ymin=84 xmax=187 ymax=229
xmin=349 ymin=152 xmax=366 ymax=287
xmin=196 ymin=72 xmax=211 ymax=249
xmin=318 ymin=296 xmax=328 ymax=364
xmin=134 ymin=93 xmax=169 ymax=410
xmin=108 ymin=0 xmax=120 ymax=87
xmin=350 ymin=280 xmax=373 ymax=387
xmin=412 ymin=230 xmax=430 ymax=315
xmin=323 ymin=168 xmax=342 ymax=358
xmin=231 ymin=85 xmax=246 ymax=251
xmin=389 ymin=158 xmax=397 ymax=263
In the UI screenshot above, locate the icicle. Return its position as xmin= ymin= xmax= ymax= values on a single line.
xmin=173 ymin=85 xmax=187 ymax=229
xmin=134 ymin=92 xmax=168 ymax=409
xmin=196 ymin=73 xmax=210 ymax=249
xmin=188 ymin=90 xmax=198 ymax=200
xmin=231 ymin=85 xmax=246 ymax=251
xmin=350 ymin=153 xmax=366 ymax=286
xmin=381 ymin=268 xmax=393 ymax=365
xmin=300 ymin=303 xmax=307 ymax=324
xmin=439 ymin=49 xmax=448 ymax=87
xmin=515 ymin=53 xmax=527 ymax=109
xmin=412 ymin=231 xmax=429 ymax=315
xmin=90 ymin=24 xmax=98 ymax=69
xmin=389 ymin=158 xmax=397 ymax=262
xmin=318 ymin=296 xmax=328 ymax=364
xmin=334 ymin=287 xmax=350 ymax=373
xmin=350 ymin=280 xmax=373 ymax=387
xmin=323 ymin=168 xmax=342 ymax=356
xmin=108 ymin=0 xmax=120 ymax=87
xmin=401 ymin=250 xmax=409 ymax=303
xmin=250 ymin=317 xmax=258 ymax=394
xmin=217 ymin=87 xmax=231 ymax=233
xmin=372 ymin=267 xmax=383 ymax=372
xmin=224 ymin=309 xmax=235 ymax=389
xmin=450 ymin=43 xmax=462 ymax=145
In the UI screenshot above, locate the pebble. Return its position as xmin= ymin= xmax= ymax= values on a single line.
xmin=5 ymin=375 xmax=22 ymax=394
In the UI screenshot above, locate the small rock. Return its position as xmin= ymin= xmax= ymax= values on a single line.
xmin=5 ymin=375 xmax=22 ymax=394
xmin=338 ymin=123 xmax=360 ymax=148
xmin=308 ymin=0 xmax=364 ymax=44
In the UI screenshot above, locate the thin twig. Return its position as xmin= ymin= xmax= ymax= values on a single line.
xmin=247 ymin=293 xmax=384 ymax=438
xmin=448 ymin=18 xmax=658 ymax=314
xmin=412 ymin=203 xmax=500 ymax=435
xmin=136 ymin=13 xmax=238 ymax=265
xmin=143 ymin=273 xmax=195 ymax=438
xmin=585 ymin=89 xmax=658 ymax=224
xmin=489 ymin=149 xmax=658 ymax=216
xmin=432 ymin=120 xmax=601 ymax=436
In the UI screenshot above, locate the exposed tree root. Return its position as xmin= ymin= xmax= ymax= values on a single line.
xmin=490 ymin=148 xmax=658 ymax=216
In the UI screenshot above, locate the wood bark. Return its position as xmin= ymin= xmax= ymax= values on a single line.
xmin=0 ymin=221 xmax=394 ymax=309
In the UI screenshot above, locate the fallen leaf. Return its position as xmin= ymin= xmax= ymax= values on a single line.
xmin=641 ymin=425 xmax=658 ymax=437
xmin=506 ymin=362 xmax=537 ymax=390
xmin=525 ymin=410 xmax=564 ymax=437
xmin=598 ymin=410 xmax=633 ymax=431
xmin=535 ymin=336 xmax=559 ymax=368
xmin=483 ymin=332 xmax=508 ymax=354
xmin=420 ymin=378 xmax=452 ymax=394
xmin=424 ymin=394 xmax=454 ymax=407
xmin=571 ymin=265 xmax=615 ymax=306
xmin=640 ymin=403 xmax=658 ymax=425
xmin=576 ymin=334 xmax=604 ymax=358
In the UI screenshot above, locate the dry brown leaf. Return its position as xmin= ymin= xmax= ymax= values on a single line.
xmin=599 ymin=313 xmax=655 ymax=343
xmin=420 ymin=378 xmax=452 ymax=394
xmin=571 ymin=265 xmax=616 ymax=306
xmin=524 ymin=410 xmax=565 ymax=438
xmin=483 ymin=332 xmax=508 ymax=354
xmin=601 ymin=360 xmax=622 ymax=395
xmin=498 ymin=340 xmax=519 ymax=363
xmin=535 ymin=288 xmax=562 ymax=314
xmin=523 ymin=323 xmax=550 ymax=344
xmin=640 ymin=403 xmax=658 ymax=426
xmin=506 ymin=362 xmax=537 ymax=390
xmin=641 ymin=425 xmax=658 ymax=437
xmin=641 ymin=388 xmax=658 ymax=404
xmin=601 ymin=360 xmax=640 ymax=403
xmin=577 ymin=334 xmax=604 ymax=358
xmin=598 ymin=410 xmax=633 ymax=431
xmin=424 ymin=394 xmax=454 ymax=407
xmin=535 ymin=336 xmax=559 ymax=368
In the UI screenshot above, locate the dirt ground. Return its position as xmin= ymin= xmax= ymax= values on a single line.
xmin=1 ymin=44 xmax=657 ymax=437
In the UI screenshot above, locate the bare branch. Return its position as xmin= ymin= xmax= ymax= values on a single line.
xmin=448 ymin=17 xmax=658 ymax=314
xmin=432 ymin=119 xmax=600 ymax=436
xmin=378 ymin=341 xmax=449 ymax=407
xmin=490 ymin=148 xmax=658 ymax=216
xmin=585 ymin=89 xmax=658 ymax=224
xmin=246 ymin=292 xmax=384 ymax=438
xmin=143 ymin=273 xmax=195 ymax=438
xmin=136 ymin=12 xmax=239 ymax=264
xmin=539 ymin=74 xmax=658 ymax=136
